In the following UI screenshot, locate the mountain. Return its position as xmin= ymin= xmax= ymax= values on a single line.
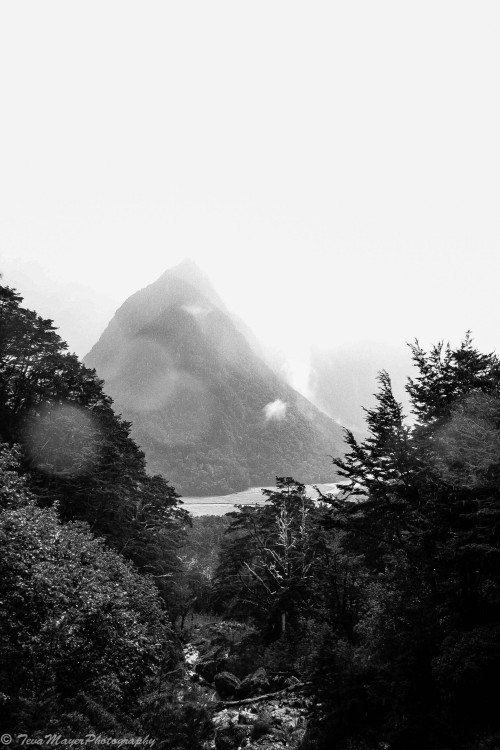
xmin=84 ymin=261 xmax=344 ymax=495
xmin=169 ymin=259 xmax=286 ymax=374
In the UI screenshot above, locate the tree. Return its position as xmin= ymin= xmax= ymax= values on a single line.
xmin=333 ymin=370 xmax=422 ymax=567
xmin=306 ymin=335 xmax=500 ymax=749
xmin=0 ymin=286 xmax=108 ymax=438
xmin=214 ymin=478 xmax=328 ymax=635
xmin=0 ymin=284 xmax=189 ymax=611
xmin=0 ymin=444 xmax=179 ymax=736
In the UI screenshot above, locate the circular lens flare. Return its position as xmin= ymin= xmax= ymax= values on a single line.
xmin=24 ymin=403 xmax=101 ymax=477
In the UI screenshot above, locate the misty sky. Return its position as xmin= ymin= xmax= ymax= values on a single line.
xmin=1 ymin=2 xmax=500 ymax=372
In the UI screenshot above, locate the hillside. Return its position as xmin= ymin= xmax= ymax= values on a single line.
xmin=84 ymin=261 xmax=344 ymax=495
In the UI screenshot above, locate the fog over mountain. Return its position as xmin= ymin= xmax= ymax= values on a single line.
xmin=307 ymin=341 xmax=413 ymax=434
xmin=85 ymin=261 xmax=345 ymax=495
xmin=175 ymin=266 xmax=414 ymax=432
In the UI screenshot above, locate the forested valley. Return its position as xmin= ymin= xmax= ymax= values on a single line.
xmin=1 ymin=282 xmax=499 ymax=750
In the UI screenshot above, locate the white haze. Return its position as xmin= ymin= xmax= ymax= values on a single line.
xmin=1 ymin=1 xmax=500 ymax=390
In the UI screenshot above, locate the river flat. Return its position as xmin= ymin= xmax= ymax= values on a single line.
xmin=181 ymin=483 xmax=340 ymax=516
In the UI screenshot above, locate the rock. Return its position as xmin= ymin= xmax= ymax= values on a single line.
xmin=238 ymin=710 xmax=256 ymax=725
xmin=238 ymin=667 xmax=271 ymax=698
xmin=214 ymin=724 xmax=250 ymax=750
xmin=194 ymin=644 xmax=231 ymax=681
xmin=213 ymin=708 xmax=240 ymax=729
xmin=214 ymin=671 xmax=241 ymax=700
xmin=249 ymin=716 xmax=273 ymax=739
xmin=195 ymin=658 xmax=219 ymax=682
xmin=269 ymin=673 xmax=289 ymax=691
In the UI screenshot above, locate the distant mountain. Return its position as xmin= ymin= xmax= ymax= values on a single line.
xmin=308 ymin=341 xmax=413 ymax=434
xmin=84 ymin=261 xmax=344 ymax=495
xmin=169 ymin=259 xmax=286 ymax=375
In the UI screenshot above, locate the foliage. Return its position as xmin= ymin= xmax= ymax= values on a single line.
xmin=0 ymin=284 xmax=189 ymax=610
xmin=304 ymin=335 xmax=500 ymax=749
xmin=181 ymin=515 xmax=230 ymax=579
xmin=0 ymin=284 xmax=211 ymax=742
xmin=173 ymin=516 xmax=230 ymax=627
xmin=214 ymin=478 xmax=331 ymax=636
xmin=136 ymin=686 xmax=214 ymax=750
xmin=0 ymin=445 xmax=180 ymax=736
xmin=4 ymin=278 xmax=499 ymax=749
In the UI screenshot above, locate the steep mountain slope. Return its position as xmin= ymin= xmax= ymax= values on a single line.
xmin=84 ymin=262 xmax=344 ymax=495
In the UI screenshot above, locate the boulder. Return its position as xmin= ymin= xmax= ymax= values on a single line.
xmin=237 ymin=710 xmax=257 ymax=725
xmin=194 ymin=644 xmax=230 ymax=682
xmin=269 ymin=673 xmax=289 ymax=691
xmin=238 ymin=667 xmax=271 ymax=698
xmin=195 ymin=659 xmax=219 ymax=682
xmin=214 ymin=670 xmax=241 ymax=700
xmin=214 ymin=724 xmax=249 ymax=750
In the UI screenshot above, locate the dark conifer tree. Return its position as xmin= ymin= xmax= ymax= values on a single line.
xmin=305 ymin=336 xmax=500 ymax=750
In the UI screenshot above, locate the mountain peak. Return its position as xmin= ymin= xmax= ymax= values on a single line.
xmin=168 ymin=257 xmax=202 ymax=277
xmin=157 ymin=259 xmax=228 ymax=312
xmin=174 ymin=256 xmax=200 ymax=270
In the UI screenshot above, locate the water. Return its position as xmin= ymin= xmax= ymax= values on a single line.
xmin=181 ymin=483 xmax=340 ymax=516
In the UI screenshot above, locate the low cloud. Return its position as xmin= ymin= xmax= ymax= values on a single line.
xmin=181 ymin=304 xmax=210 ymax=318
xmin=264 ymin=399 xmax=287 ymax=422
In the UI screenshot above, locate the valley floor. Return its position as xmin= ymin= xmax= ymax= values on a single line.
xmin=181 ymin=483 xmax=340 ymax=516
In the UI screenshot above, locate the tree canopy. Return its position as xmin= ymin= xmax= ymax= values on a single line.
xmin=0 ymin=283 xmax=189 ymax=610
xmin=0 ymin=285 xmax=213 ymax=745
xmin=302 ymin=335 xmax=500 ymax=749
xmin=213 ymin=335 xmax=500 ymax=750
xmin=0 ymin=444 xmax=179 ymax=735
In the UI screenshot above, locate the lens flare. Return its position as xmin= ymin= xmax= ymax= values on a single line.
xmin=24 ymin=403 xmax=101 ymax=477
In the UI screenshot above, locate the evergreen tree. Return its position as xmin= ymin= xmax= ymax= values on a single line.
xmin=0 ymin=284 xmax=189 ymax=610
xmin=305 ymin=336 xmax=500 ymax=749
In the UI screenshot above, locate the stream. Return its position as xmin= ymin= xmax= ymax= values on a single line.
xmin=182 ymin=625 xmax=309 ymax=749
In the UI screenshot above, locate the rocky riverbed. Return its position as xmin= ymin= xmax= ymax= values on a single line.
xmin=182 ymin=622 xmax=310 ymax=750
